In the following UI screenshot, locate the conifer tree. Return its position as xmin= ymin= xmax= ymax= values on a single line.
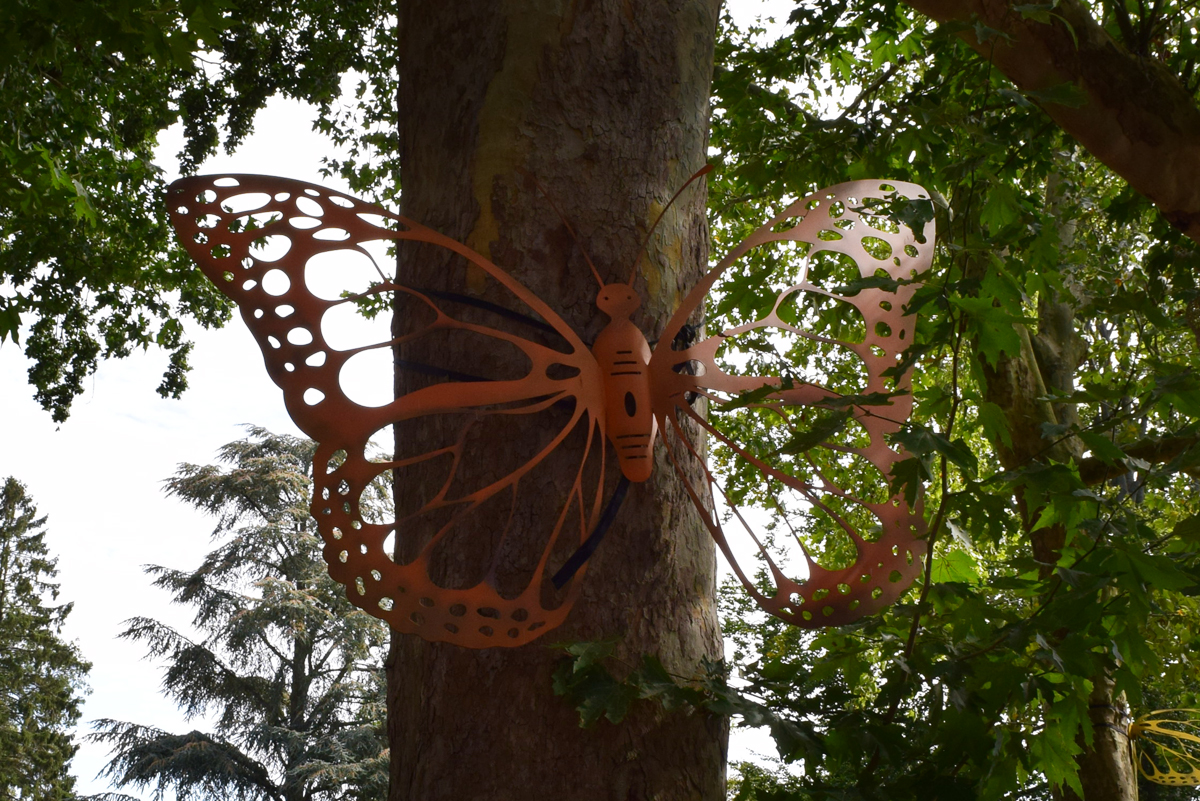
xmin=91 ymin=428 xmax=388 ymax=801
xmin=0 ymin=477 xmax=91 ymax=801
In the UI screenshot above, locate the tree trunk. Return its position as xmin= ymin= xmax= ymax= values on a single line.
xmin=386 ymin=3 xmax=727 ymax=799
xmin=973 ymin=232 xmax=1136 ymax=800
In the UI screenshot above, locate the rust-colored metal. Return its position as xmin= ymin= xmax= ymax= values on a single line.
xmin=651 ymin=180 xmax=934 ymax=626
xmin=167 ymin=174 xmax=933 ymax=647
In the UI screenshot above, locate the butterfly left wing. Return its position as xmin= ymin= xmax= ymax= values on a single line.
xmin=649 ymin=179 xmax=933 ymax=627
xmin=1131 ymin=709 xmax=1200 ymax=786
xmin=167 ymin=174 xmax=609 ymax=647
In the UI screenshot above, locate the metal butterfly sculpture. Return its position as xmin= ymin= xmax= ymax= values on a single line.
xmin=167 ymin=171 xmax=933 ymax=648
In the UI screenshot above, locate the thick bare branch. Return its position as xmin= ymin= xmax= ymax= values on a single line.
xmin=1078 ymin=433 xmax=1200 ymax=485
xmin=903 ymin=0 xmax=1200 ymax=243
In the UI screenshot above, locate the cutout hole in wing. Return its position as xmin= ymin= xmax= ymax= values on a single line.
xmin=250 ymin=235 xmax=292 ymax=263
xmin=357 ymin=213 xmax=392 ymax=230
xmin=711 ymin=238 xmax=812 ymax=326
xmin=436 ymin=412 xmax=597 ymax=601
xmin=441 ymin=399 xmax=582 ymax=503
xmin=392 ymin=241 xmax=576 ymax=356
xmin=386 ymin=419 xmax=470 ymax=467
xmin=231 ymin=212 xmax=282 ymax=232
xmin=423 ymin=491 xmax=513 ymax=590
xmin=261 ymin=269 xmax=290 ymax=296
xmin=860 ymin=211 xmax=901 ymax=235
xmin=713 ymin=457 xmax=887 ymax=578
xmin=860 ymin=236 xmax=893 ymax=260
xmin=339 ymin=347 xmax=395 ymax=408
xmin=807 ymin=249 xmax=863 ymax=286
xmin=396 ymin=328 xmax=535 ymax=389
xmin=394 ymin=503 xmax=460 ymax=568
xmin=295 ymin=196 xmax=324 ymax=217
xmin=221 ymin=192 xmax=271 ymax=214
xmin=714 ymin=329 xmax=868 ymax=399
xmin=320 ymin=300 xmax=393 ymax=352
xmin=306 ymin=250 xmax=388 ymax=301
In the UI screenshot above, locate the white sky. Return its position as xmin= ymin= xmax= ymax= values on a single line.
xmin=0 ymin=2 xmax=800 ymax=794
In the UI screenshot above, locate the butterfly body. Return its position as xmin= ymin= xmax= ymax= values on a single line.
xmin=592 ymin=284 xmax=657 ymax=482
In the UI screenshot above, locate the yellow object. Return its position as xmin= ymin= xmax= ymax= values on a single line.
xmin=1129 ymin=709 xmax=1200 ymax=786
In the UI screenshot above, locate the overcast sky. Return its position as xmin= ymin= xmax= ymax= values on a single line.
xmin=1 ymin=4 xmax=797 ymax=795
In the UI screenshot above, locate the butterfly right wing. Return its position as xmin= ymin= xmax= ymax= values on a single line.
xmin=167 ymin=174 xmax=608 ymax=648
xmin=649 ymin=179 xmax=933 ymax=627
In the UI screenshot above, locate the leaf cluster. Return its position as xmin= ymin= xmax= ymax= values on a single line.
xmin=0 ymin=0 xmax=394 ymax=421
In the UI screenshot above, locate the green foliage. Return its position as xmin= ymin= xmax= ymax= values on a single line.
xmin=90 ymin=428 xmax=388 ymax=801
xmin=0 ymin=0 xmax=231 ymax=421
xmin=0 ymin=477 xmax=91 ymax=801
xmin=0 ymin=0 xmax=393 ymax=421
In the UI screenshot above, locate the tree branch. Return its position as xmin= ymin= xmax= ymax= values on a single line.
xmin=902 ymin=0 xmax=1200 ymax=244
xmin=1078 ymin=434 xmax=1200 ymax=485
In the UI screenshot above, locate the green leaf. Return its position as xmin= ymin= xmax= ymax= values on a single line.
xmin=720 ymin=378 xmax=795 ymax=411
xmin=952 ymin=295 xmax=1024 ymax=366
xmin=891 ymin=426 xmax=979 ymax=476
xmin=931 ymin=547 xmax=981 ymax=584
xmin=976 ymin=402 xmax=1012 ymax=449
xmin=1170 ymin=513 xmax=1200 ymax=544
xmin=814 ymin=391 xmax=899 ymax=409
xmin=979 ymin=183 xmax=1024 ymax=232
xmin=1122 ymin=551 xmax=1195 ymax=591
xmin=1077 ymin=430 xmax=1126 ymax=464
xmin=1013 ymin=3 xmax=1056 ymax=23
xmin=889 ymin=456 xmax=932 ymax=506
xmin=775 ymin=409 xmax=850 ymax=455
xmin=0 ymin=298 xmax=20 ymax=344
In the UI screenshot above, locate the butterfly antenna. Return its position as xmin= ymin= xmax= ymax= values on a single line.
xmin=516 ymin=168 xmax=604 ymax=288
xmin=627 ymin=164 xmax=714 ymax=285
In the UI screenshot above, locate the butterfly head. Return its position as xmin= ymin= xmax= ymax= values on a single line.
xmin=596 ymin=283 xmax=641 ymax=319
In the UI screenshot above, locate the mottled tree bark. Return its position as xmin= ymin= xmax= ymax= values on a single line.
xmin=980 ymin=307 xmax=1137 ymax=801
xmin=386 ymin=2 xmax=726 ymax=799
xmin=904 ymin=0 xmax=1200 ymax=245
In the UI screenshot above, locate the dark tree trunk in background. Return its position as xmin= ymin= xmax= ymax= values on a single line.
xmin=387 ymin=2 xmax=726 ymax=798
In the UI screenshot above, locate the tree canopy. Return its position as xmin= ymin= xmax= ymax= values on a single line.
xmin=0 ymin=0 xmax=389 ymax=421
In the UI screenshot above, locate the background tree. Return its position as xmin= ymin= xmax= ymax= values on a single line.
xmin=91 ymin=428 xmax=389 ymax=801
xmin=0 ymin=477 xmax=91 ymax=801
